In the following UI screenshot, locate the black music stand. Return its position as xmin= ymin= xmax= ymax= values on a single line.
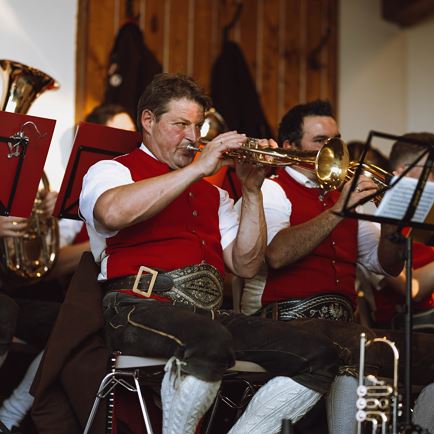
xmin=340 ymin=130 xmax=434 ymax=432
xmin=53 ymin=122 xmax=141 ymax=220
xmin=0 ymin=110 xmax=56 ymax=217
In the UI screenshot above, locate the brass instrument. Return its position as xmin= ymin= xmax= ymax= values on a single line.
xmin=0 ymin=59 xmax=59 ymax=284
xmin=356 ymin=333 xmax=400 ymax=434
xmin=189 ymin=136 xmax=391 ymax=193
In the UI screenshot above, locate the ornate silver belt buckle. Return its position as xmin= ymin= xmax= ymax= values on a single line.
xmin=132 ymin=265 xmax=159 ymax=298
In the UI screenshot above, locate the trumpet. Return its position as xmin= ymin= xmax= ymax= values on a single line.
xmin=356 ymin=333 xmax=400 ymax=434
xmin=188 ymin=137 xmax=391 ymax=193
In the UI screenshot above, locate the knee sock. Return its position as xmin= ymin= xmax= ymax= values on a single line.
xmin=228 ymin=376 xmax=321 ymax=434
xmin=161 ymin=357 xmax=221 ymax=434
xmin=413 ymin=383 xmax=434 ymax=433
xmin=0 ymin=351 xmax=43 ymax=429
xmin=326 ymin=375 xmax=358 ymax=434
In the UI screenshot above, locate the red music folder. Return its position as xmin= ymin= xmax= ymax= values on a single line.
xmin=53 ymin=122 xmax=141 ymax=219
xmin=0 ymin=110 xmax=56 ymax=217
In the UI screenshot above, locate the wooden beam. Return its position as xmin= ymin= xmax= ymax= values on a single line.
xmin=382 ymin=0 xmax=434 ymax=27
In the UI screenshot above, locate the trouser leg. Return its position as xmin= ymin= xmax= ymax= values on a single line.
xmin=218 ymin=313 xmax=340 ymax=394
xmin=102 ymin=293 xmax=235 ymax=381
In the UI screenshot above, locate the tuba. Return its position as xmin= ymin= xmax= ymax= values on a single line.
xmin=0 ymin=59 xmax=59 ymax=284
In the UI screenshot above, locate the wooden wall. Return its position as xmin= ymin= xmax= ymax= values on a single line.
xmin=76 ymin=0 xmax=338 ymax=136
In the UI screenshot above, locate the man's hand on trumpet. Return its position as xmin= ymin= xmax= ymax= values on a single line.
xmin=191 ymin=131 xmax=247 ymax=178
xmin=332 ymin=175 xmax=378 ymax=213
xmin=235 ymin=138 xmax=279 ymax=192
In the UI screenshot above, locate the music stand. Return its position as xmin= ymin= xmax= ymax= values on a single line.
xmin=53 ymin=122 xmax=141 ymax=220
xmin=340 ymin=130 xmax=434 ymax=431
xmin=0 ymin=110 xmax=56 ymax=217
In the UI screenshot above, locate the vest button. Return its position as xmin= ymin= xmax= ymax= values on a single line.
xmin=201 ymin=240 xmax=206 ymax=246
xmin=336 ymin=279 xmax=340 ymax=284
xmin=189 ymin=191 xmax=194 ymax=198
xmin=192 ymin=210 xmax=198 ymax=216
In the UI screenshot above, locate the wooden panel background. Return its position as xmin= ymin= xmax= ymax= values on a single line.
xmin=76 ymin=0 xmax=338 ymax=137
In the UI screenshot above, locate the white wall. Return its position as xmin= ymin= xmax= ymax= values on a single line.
xmin=339 ymin=0 xmax=434 ymax=154
xmin=2 ymin=0 xmax=433 ymax=183
xmin=406 ymin=15 xmax=434 ymax=132
xmin=0 ymin=0 xmax=77 ymax=190
xmin=339 ymin=0 xmax=407 ymax=150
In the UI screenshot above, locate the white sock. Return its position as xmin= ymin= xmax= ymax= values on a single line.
xmin=228 ymin=376 xmax=321 ymax=434
xmin=326 ymin=375 xmax=358 ymax=434
xmin=0 ymin=351 xmax=43 ymax=429
xmin=413 ymin=382 xmax=434 ymax=433
xmin=161 ymin=357 xmax=221 ymax=434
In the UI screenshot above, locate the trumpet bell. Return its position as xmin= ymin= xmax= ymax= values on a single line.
xmin=315 ymin=137 xmax=350 ymax=190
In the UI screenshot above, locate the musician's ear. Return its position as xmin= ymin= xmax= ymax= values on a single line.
xmin=140 ymin=109 xmax=154 ymax=133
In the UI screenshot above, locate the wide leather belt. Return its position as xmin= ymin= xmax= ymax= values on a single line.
xmin=102 ymin=263 xmax=224 ymax=310
xmin=259 ymin=293 xmax=354 ymax=322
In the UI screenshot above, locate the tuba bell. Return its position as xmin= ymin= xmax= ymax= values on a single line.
xmin=0 ymin=59 xmax=59 ymax=285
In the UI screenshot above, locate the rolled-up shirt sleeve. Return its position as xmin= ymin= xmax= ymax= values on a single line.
xmin=79 ymin=159 xmax=134 ymax=237
xmin=217 ymin=187 xmax=240 ymax=249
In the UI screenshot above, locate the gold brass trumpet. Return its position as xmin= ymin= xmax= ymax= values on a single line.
xmin=189 ymin=137 xmax=391 ymax=193
xmin=356 ymin=333 xmax=400 ymax=434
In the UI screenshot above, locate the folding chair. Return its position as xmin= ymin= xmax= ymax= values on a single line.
xmin=83 ymin=352 xmax=267 ymax=434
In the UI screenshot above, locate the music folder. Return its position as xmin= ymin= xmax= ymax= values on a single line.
xmin=0 ymin=110 xmax=56 ymax=217
xmin=53 ymin=122 xmax=141 ymax=220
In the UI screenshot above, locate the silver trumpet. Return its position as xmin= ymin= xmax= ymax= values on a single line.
xmin=356 ymin=333 xmax=400 ymax=434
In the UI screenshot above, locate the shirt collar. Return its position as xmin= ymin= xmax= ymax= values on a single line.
xmin=285 ymin=166 xmax=319 ymax=188
xmin=139 ymin=142 xmax=158 ymax=160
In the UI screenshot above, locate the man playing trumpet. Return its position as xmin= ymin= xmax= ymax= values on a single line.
xmin=237 ymin=99 xmax=406 ymax=433
xmin=79 ymin=73 xmax=343 ymax=434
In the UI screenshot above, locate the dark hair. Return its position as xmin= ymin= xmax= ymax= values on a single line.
xmin=278 ymin=99 xmax=334 ymax=146
xmin=347 ymin=140 xmax=391 ymax=172
xmin=389 ymin=132 xmax=434 ymax=170
xmin=136 ymin=73 xmax=211 ymax=132
xmin=84 ymin=104 xmax=132 ymax=125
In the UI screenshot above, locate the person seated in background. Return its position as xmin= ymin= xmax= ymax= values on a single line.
xmin=369 ymin=132 xmax=434 ymax=331
xmin=78 ymin=73 xmax=344 ymax=434
xmin=235 ymin=100 xmax=423 ymax=434
xmin=0 ymin=104 xmax=136 ymax=434
xmin=347 ymin=140 xmax=391 ymax=173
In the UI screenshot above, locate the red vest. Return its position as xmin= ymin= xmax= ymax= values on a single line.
xmin=105 ymin=148 xmax=224 ymax=280
xmin=374 ymin=242 xmax=434 ymax=323
xmin=263 ymin=169 xmax=358 ymax=305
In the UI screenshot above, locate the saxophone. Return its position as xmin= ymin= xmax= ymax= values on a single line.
xmin=0 ymin=59 xmax=59 ymax=285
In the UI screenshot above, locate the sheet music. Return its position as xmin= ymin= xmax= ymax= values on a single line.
xmin=375 ymin=176 xmax=434 ymax=223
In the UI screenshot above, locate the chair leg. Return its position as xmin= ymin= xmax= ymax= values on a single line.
xmin=83 ymin=372 xmax=119 ymax=434
xmin=132 ymin=371 xmax=154 ymax=434
xmin=83 ymin=370 xmax=155 ymax=434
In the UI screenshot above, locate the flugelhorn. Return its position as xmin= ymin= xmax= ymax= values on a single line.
xmin=189 ymin=136 xmax=391 ymax=193
xmin=0 ymin=59 xmax=59 ymax=284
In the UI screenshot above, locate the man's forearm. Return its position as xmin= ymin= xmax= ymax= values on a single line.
xmin=231 ymin=189 xmax=267 ymax=278
xmin=266 ymin=209 xmax=342 ymax=269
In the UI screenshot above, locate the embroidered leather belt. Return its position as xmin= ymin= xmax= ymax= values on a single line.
xmin=259 ymin=293 xmax=354 ymax=322
xmin=102 ymin=263 xmax=224 ymax=310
